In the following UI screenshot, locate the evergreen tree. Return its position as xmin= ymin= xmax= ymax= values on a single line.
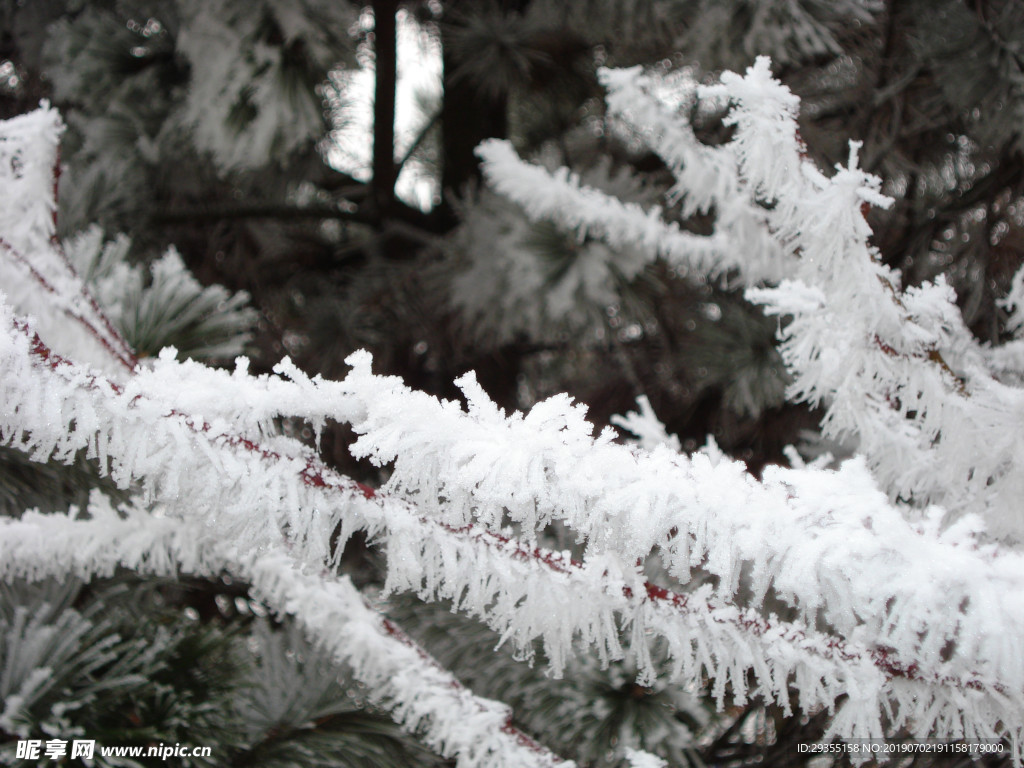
xmin=1 ymin=1 xmax=1023 ymax=766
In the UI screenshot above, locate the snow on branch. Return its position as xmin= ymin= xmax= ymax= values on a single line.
xmin=475 ymin=139 xmax=735 ymax=280
xmin=335 ymin=356 xmax=1024 ymax=718
xmin=597 ymin=66 xmax=785 ymax=283
xmin=14 ymin=299 xmax=1024 ymax=749
xmin=699 ymin=59 xmax=1024 ymax=535
xmin=482 ymin=56 xmax=1024 ymax=540
xmin=0 ymin=504 xmax=571 ymax=768
xmin=0 ymin=495 xmax=214 ymax=583
xmin=0 ymin=106 xmax=136 ymax=374
xmin=6 ymin=299 xmax=1023 ymax=752
xmin=0 ymin=136 xmax=586 ymax=762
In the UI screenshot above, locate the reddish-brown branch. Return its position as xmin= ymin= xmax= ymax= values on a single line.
xmin=49 ymin=139 xmax=139 ymax=369
xmin=873 ymin=333 xmax=967 ymax=395
xmin=52 ymin=147 xmax=61 ymax=232
xmin=1 ymin=233 xmax=137 ymax=373
xmin=2 ymin=237 xmax=57 ymax=295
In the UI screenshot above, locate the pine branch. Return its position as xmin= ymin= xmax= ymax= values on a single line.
xmin=475 ymin=139 xmax=733 ymax=280
xmin=0 ymin=107 xmax=137 ymax=374
xmin=151 ymin=204 xmax=371 ymax=224
xmin=0 ymin=507 xmax=573 ymax=768
xmin=485 ymin=58 xmax=1024 ymax=538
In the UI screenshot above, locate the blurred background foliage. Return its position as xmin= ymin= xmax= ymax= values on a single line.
xmin=1 ymin=0 xmax=1022 ymax=765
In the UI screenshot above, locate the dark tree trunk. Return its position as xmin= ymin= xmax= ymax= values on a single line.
xmin=437 ymin=0 xmax=533 ymax=221
xmin=439 ymin=49 xmax=507 ymax=205
xmin=371 ymin=0 xmax=399 ymax=219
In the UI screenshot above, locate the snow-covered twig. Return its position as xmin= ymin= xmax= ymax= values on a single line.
xmin=484 ymin=57 xmax=1024 ymax=541
xmin=704 ymin=59 xmax=1024 ymax=535
xmin=0 ymin=505 xmax=572 ymax=768
xmin=475 ymin=140 xmax=733 ymax=279
xmin=0 ymin=106 xmax=136 ymax=374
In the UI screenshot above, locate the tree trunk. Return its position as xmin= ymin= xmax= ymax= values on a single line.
xmin=371 ymin=0 xmax=399 ymax=219
xmin=437 ymin=0 xmax=531 ymax=221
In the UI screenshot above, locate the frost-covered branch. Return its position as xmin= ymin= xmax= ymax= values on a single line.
xmin=482 ymin=56 xmax=1024 ymax=541
xmin=0 ymin=505 xmax=571 ymax=768
xmin=331 ymin=356 xmax=1024 ymax=714
xmin=700 ymin=59 xmax=1024 ymax=535
xmin=0 ymin=107 xmax=136 ymax=374
xmin=598 ymin=65 xmax=786 ymax=284
xmin=475 ymin=140 xmax=733 ymax=279
xmin=7 ymin=304 xmax=1024 ymax=751
xmin=8 ymin=302 xmax=1023 ymax=750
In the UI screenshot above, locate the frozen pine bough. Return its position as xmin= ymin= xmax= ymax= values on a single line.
xmin=3 ymin=58 xmax=1024 ymax=765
